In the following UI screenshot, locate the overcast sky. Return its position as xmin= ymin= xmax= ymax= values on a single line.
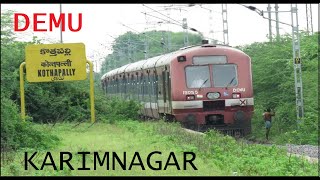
xmin=2 ymin=3 xmax=319 ymax=71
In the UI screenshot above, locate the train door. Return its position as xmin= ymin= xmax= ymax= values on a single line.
xmin=109 ymin=77 xmax=113 ymax=96
xmin=156 ymin=68 xmax=164 ymax=114
xmin=163 ymin=66 xmax=171 ymax=114
xmin=132 ymin=73 xmax=137 ymax=101
xmin=126 ymin=73 xmax=131 ymax=100
xmin=145 ymin=70 xmax=155 ymax=118
xmin=116 ymin=76 xmax=120 ymax=97
xmin=102 ymin=79 xmax=106 ymax=95
xmin=105 ymin=79 xmax=108 ymax=95
xmin=142 ymin=72 xmax=148 ymax=117
xmin=150 ymin=70 xmax=159 ymax=119
xmin=148 ymin=71 xmax=154 ymax=118
xmin=119 ymin=75 xmax=123 ymax=98
xmin=161 ymin=70 xmax=167 ymax=113
xmin=138 ymin=73 xmax=145 ymax=116
xmin=166 ymin=68 xmax=172 ymax=113
xmin=124 ymin=74 xmax=128 ymax=100
xmin=138 ymin=73 xmax=142 ymax=102
xmin=154 ymin=70 xmax=159 ymax=118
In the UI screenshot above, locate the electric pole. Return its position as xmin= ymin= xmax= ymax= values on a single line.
xmin=306 ymin=4 xmax=313 ymax=35
xmin=167 ymin=30 xmax=171 ymax=52
xmin=267 ymin=4 xmax=272 ymax=42
xmin=127 ymin=35 xmax=133 ymax=63
xmin=161 ymin=31 xmax=166 ymax=53
xmin=113 ymin=52 xmax=117 ymax=69
xmin=208 ymin=5 xmax=214 ymax=44
xmin=275 ymin=4 xmax=280 ymax=42
xmin=182 ymin=18 xmax=189 ymax=46
xmin=166 ymin=8 xmax=171 ymax=51
xmin=143 ymin=32 xmax=148 ymax=60
xmin=143 ymin=11 xmax=149 ymax=60
xmin=59 ymin=4 xmax=63 ymax=43
xmin=222 ymin=4 xmax=229 ymax=45
xmin=291 ymin=4 xmax=304 ymax=121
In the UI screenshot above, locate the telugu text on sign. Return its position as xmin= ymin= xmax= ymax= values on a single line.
xmin=25 ymin=43 xmax=87 ymax=82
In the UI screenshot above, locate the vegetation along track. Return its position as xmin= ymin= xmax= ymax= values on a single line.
xmin=182 ymin=128 xmax=319 ymax=164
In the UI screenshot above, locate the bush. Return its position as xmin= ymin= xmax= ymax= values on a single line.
xmin=1 ymin=96 xmax=59 ymax=151
xmin=97 ymin=96 xmax=142 ymax=123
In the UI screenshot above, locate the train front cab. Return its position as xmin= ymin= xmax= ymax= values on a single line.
xmin=170 ymin=45 xmax=254 ymax=136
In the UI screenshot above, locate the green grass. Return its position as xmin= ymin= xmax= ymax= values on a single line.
xmin=1 ymin=120 xmax=318 ymax=176
xmin=0 ymin=121 xmax=223 ymax=176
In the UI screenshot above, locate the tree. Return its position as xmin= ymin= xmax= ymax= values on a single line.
xmin=1 ymin=10 xmax=16 ymax=45
xmin=100 ymin=30 xmax=202 ymax=73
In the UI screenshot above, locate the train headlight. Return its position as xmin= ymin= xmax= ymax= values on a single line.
xmin=186 ymin=95 xmax=195 ymax=101
xmin=177 ymin=55 xmax=186 ymax=62
xmin=207 ymin=92 xmax=220 ymax=99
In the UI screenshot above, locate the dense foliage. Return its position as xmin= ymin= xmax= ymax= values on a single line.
xmin=1 ymin=11 xmax=60 ymax=151
xmin=239 ymin=32 xmax=318 ymax=144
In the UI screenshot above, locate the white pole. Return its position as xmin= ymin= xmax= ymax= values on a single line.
xmin=60 ymin=4 xmax=63 ymax=43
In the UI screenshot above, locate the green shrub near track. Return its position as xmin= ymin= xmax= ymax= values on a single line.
xmin=1 ymin=121 xmax=317 ymax=176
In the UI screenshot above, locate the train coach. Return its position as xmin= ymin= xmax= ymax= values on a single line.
xmin=101 ymin=43 xmax=254 ymax=136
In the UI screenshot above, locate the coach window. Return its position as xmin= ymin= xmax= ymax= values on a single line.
xmin=186 ymin=66 xmax=210 ymax=88
xmin=212 ymin=64 xmax=238 ymax=87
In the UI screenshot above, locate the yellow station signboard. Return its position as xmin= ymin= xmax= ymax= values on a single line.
xmin=25 ymin=43 xmax=87 ymax=82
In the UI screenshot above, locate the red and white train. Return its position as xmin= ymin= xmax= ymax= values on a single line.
xmin=101 ymin=44 xmax=254 ymax=136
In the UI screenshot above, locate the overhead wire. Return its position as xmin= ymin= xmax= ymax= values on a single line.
xmin=142 ymin=4 xmax=183 ymax=26
xmin=120 ymin=22 xmax=168 ymax=47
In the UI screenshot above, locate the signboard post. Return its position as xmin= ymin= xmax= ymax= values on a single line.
xmin=20 ymin=43 xmax=95 ymax=123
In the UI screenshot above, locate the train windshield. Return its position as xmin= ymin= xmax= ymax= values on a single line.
xmin=212 ymin=64 xmax=238 ymax=87
xmin=186 ymin=66 xmax=211 ymax=88
xmin=185 ymin=64 xmax=238 ymax=88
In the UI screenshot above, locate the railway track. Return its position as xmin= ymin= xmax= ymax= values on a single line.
xmin=182 ymin=128 xmax=319 ymax=164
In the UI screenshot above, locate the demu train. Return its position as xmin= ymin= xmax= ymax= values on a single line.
xmin=101 ymin=43 xmax=254 ymax=136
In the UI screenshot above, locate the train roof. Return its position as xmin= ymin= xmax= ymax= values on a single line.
xmin=101 ymin=44 xmax=247 ymax=80
xmin=115 ymin=63 xmax=131 ymax=75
